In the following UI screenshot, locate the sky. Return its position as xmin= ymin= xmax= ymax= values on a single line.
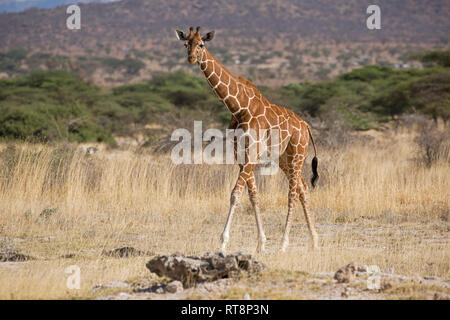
xmin=0 ymin=0 xmax=120 ymax=13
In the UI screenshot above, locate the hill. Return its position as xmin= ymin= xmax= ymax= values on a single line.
xmin=0 ymin=0 xmax=449 ymax=85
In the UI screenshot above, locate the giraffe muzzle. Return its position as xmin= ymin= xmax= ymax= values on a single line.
xmin=188 ymin=55 xmax=196 ymax=64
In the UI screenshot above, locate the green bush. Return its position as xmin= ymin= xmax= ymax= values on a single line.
xmin=264 ymin=63 xmax=449 ymax=129
xmin=411 ymin=50 xmax=450 ymax=67
xmin=97 ymin=57 xmax=145 ymax=75
xmin=0 ymin=58 xmax=448 ymax=144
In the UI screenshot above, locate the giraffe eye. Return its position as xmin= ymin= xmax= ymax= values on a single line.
xmin=199 ymin=44 xmax=204 ymax=48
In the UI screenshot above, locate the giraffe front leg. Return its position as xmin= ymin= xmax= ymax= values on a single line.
xmin=220 ymin=165 xmax=251 ymax=253
xmin=220 ymin=189 xmax=241 ymax=253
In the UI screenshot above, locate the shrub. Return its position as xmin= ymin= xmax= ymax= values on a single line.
xmin=411 ymin=50 xmax=450 ymax=67
xmin=414 ymin=119 xmax=450 ymax=167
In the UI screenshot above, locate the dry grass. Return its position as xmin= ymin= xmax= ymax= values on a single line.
xmin=0 ymin=125 xmax=448 ymax=299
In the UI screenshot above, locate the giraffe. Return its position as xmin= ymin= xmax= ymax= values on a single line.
xmin=175 ymin=27 xmax=319 ymax=253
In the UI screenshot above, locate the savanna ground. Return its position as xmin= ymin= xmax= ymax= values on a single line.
xmin=0 ymin=118 xmax=449 ymax=300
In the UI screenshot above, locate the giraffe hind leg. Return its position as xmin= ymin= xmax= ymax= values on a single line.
xmin=299 ymin=176 xmax=319 ymax=249
xmin=280 ymin=168 xmax=298 ymax=252
xmin=247 ymin=171 xmax=266 ymax=253
xmin=279 ymin=153 xmax=318 ymax=251
xmin=278 ymin=151 xmax=299 ymax=252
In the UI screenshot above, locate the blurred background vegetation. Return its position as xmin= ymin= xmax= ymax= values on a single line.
xmin=0 ymin=50 xmax=448 ymax=146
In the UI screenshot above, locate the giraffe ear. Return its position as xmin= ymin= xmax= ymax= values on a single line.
xmin=175 ymin=29 xmax=187 ymax=41
xmin=202 ymin=31 xmax=215 ymax=42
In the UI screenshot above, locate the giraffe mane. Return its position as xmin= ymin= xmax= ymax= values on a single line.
xmin=238 ymin=76 xmax=262 ymax=97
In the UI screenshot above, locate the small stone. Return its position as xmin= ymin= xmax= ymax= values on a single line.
xmin=166 ymin=281 xmax=183 ymax=294
xmin=433 ymin=293 xmax=450 ymax=300
xmin=0 ymin=250 xmax=33 ymax=262
xmin=334 ymin=262 xmax=356 ymax=283
xmin=357 ymin=265 xmax=368 ymax=273
xmin=155 ymin=287 xmax=164 ymax=294
xmin=39 ymin=207 xmax=58 ymax=219
xmin=243 ymin=293 xmax=251 ymax=300
xmin=92 ymin=281 xmax=130 ymax=292
xmin=102 ymin=247 xmax=148 ymax=258
xmin=341 ymin=286 xmax=355 ymax=298
xmin=116 ymin=292 xmax=133 ymax=299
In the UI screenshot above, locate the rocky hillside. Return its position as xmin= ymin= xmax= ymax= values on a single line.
xmin=0 ymin=0 xmax=449 ymax=85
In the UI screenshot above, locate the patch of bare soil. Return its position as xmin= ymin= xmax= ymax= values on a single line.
xmin=93 ymin=259 xmax=450 ymax=300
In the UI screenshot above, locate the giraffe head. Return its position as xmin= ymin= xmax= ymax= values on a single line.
xmin=175 ymin=26 xmax=215 ymax=64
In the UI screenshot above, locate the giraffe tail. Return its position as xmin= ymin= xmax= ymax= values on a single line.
xmin=307 ymin=125 xmax=319 ymax=188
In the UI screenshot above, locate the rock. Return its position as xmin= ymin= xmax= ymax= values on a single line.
xmin=39 ymin=207 xmax=58 ymax=219
xmin=146 ymin=252 xmax=265 ymax=287
xmin=102 ymin=247 xmax=149 ymax=258
xmin=243 ymin=293 xmax=251 ymax=300
xmin=0 ymin=249 xmax=34 ymax=262
xmin=166 ymin=280 xmax=183 ymax=294
xmin=433 ymin=292 xmax=450 ymax=300
xmin=114 ymin=292 xmax=134 ymax=299
xmin=92 ymin=281 xmax=130 ymax=292
xmin=357 ymin=265 xmax=368 ymax=273
xmin=341 ymin=286 xmax=355 ymax=298
xmin=155 ymin=286 xmax=165 ymax=294
xmin=334 ymin=262 xmax=356 ymax=283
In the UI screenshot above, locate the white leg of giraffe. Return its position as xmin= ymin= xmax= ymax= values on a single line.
xmin=281 ymin=175 xmax=298 ymax=252
xmin=247 ymin=172 xmax=266 ymax=253
xmin=220 ymin=191 xmax=240 ymax=253
xmin=220 ymin=164 xmax=253 ymax=253
xmin=299 ymin=177 xmax=319 ymax=249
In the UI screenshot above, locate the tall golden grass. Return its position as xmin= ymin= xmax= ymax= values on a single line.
xmin=0 ymin=124 xmax=448 ymax=299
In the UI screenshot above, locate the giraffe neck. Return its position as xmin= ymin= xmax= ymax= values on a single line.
xmin=198 ymin=49 xmax=242 ymax=115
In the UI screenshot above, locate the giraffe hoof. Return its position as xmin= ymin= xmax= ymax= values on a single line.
xmin=220 ymin=242 xmax=228 ymax=255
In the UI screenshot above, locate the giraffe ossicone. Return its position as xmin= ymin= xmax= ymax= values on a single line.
xmin=175 ymin=27 xmax=320 ymax=253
